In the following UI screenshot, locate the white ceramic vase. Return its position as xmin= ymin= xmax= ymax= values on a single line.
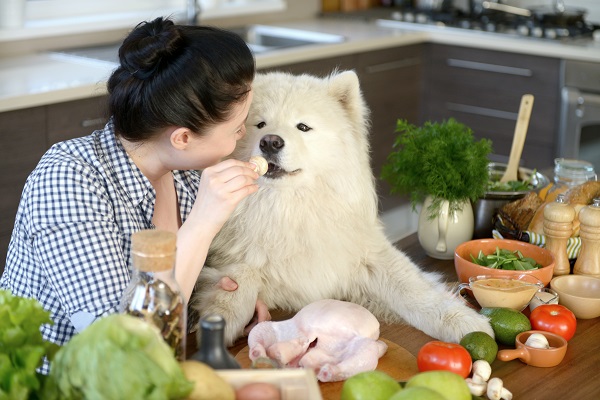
xmin=417 ymin=196 xmax=474 ymax=260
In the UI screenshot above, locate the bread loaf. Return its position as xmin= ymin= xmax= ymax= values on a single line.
xmin=499 ymin=192 xmax=544 ymax=231
xmin=527 ymin=181 xmax=600 ymax=237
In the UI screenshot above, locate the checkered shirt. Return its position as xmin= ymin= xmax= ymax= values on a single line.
xmin=0 ymin=120 xmax=200 ymax=373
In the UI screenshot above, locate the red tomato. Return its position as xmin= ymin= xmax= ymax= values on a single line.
xmin=530 ymin=304 xmax=577 ymax=341
xmin=417 ymin=341 xmax=472 ymax=378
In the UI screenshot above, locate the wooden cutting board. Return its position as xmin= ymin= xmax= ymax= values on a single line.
xmin=235 ymin=338 xmax=418 ymax=400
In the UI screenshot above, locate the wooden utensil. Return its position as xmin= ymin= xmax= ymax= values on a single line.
xmin=500 ymin=94 xmax=534 ymax=183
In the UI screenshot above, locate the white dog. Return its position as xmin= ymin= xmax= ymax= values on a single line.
xmin=191 ymin=70 xmax=493 ymax=346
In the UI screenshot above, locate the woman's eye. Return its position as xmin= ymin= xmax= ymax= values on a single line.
xmin=256 ymin=121 xmax=266 ymax=129
xmin=296 ymin=123 xmax=311 ymax=132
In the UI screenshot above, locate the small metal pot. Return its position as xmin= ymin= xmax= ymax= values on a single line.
xmin=472 ymin=163 xmax=549 ymax=239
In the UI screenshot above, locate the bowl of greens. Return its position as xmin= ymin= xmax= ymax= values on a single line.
xmin=454 ymin=238 xmax=555 ymax=287
xmin=472 ymin=162 xmax=550 ymax=238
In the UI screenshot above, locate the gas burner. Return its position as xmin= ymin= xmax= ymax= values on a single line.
xmin=379 ymin=5 xmax=596 ymax=41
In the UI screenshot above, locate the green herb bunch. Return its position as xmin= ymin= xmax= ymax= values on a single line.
xmin=0 ymin=289 xmax=60 ymax=400
xmin=381 ymin=118 xmax=492 ymax=219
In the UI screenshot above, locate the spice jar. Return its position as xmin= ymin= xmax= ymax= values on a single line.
xmin=543 ymin=194 xmax=575 ymax=276
xmin=191 ymin=314 xmax=241 ymax=369
xmin=119 ymin=229 xmax=186 ymax=360
xmin=574 ymin=198 xmax=600 ymax=278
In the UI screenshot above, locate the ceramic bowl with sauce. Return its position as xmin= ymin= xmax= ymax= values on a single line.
xmin=454 ymin=238 xmax=555 ymax=287
xmin=459 ymin=274 xmax=544 ymax=310
xmin=550 ymin=275 xmax=600 ymax=319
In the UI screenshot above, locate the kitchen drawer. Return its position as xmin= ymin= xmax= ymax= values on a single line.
xmin=422 ymin=43 xmax=561 ymax=168
xmin=0 ymin=106 xmax=46 ymax=238
xmin=357 ymin=45 xmax=423 ymax=211
xmin=47 ymin=95 xmax=109 ymax=143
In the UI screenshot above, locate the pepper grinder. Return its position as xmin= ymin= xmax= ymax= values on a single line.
xmin=574 ymin=198 xmax=600 ymax=278
xmin=191 ymin=314 xmax=241 ymax=369
xmin=544 ymin=194 xmax=575 ymax=276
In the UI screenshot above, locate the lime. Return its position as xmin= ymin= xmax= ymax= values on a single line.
xmin=390 ymin=387 xmax=445 ymax=400
xmin=340 ymin=370 xmax=401 ymax=400
xmin=460 ymin=331 xmax=498 ymax=364
xmin=480 ymin=307 xmax=532 ymax=345
xmin=405 ymin=371 xmax=471 ymax=400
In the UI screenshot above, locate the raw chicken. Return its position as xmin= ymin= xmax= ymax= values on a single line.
xmin=247 ymin=299 xmax=388 ymax=382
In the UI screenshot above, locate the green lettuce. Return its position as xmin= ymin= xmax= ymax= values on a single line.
xmin=0 ymin=289 xmax=60 ymax=400
xmin=50 ymin=314 xmax=193 ymax=400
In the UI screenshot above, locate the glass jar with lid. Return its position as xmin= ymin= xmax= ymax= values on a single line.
xmin=119 ymin=229 xmax=186 ymax=360
xmin=553 ymin=158 xmax=597 ymax=190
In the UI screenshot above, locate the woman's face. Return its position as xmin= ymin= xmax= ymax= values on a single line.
xmin=185 ymin=90 xmax=253 ymax=169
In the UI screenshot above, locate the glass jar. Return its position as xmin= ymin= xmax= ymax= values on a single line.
xmin=119 ymin=229 xmax=186 ymax=360
xmin=553 ymin=158 xmax=597 ymax=191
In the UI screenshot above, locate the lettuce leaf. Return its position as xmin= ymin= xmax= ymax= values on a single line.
xmin=0 ymin=290 xmax=59 ymax=400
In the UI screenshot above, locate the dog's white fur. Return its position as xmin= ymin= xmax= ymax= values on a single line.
xmin=191 ymin=70 xmax=493 ymax=345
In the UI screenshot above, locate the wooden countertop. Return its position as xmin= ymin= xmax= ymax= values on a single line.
xmin=190 ymin=232 xmax=600 ymax=398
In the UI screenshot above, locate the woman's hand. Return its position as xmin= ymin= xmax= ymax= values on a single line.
xmin=190 ymin=159 xmax=260 ymax=238
xmin=218 ymin=276 xmax=272 ymax=335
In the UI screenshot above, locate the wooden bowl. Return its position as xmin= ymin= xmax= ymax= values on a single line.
xmin=454 ymin=239 xmax=555 ymax=287
xmin=550 ymin=275 xmax=600 ymax=319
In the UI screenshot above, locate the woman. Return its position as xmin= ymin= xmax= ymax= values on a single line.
xmin=0 ymin=17 xmax=269 ymax=373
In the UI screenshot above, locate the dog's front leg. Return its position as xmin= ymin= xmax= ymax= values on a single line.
xmin=358 ymin=241 xmax=494 ymax=343
xmin=190 ymin=264 xmax=262 ymax=346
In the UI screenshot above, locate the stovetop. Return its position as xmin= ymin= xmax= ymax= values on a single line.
xmin=323 ymin=6 xmax=599 ymax=43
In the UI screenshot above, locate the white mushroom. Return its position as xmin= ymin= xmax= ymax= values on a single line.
xmin=487 ymin=377 xmax=513 ymax=400
xmin=249 ymin=155 xmax=268 ymax=176
xmin=466 ymin=378 xmax=487 ymax=397
xmin=525 ymin=333 xmax=550 ymax=349
xmin=471 ymin=359 xmax=492 ymax=383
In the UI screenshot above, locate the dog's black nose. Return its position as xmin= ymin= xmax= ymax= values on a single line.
xmin=260 ymin=135 xmax=285 ymax=155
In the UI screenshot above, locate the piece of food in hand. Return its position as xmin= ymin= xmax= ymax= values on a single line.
xmin=249 ymin=155 xmax=269 ymax=176
xmin=180 ymin=360 xmax=235 ymax=400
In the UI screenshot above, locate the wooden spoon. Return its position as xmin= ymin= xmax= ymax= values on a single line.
xmin=500 ymin=94 xmax=535 ymax=183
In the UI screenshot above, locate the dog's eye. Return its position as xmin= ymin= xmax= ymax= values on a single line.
xmin=256 ymin=121 xmax=266 ymax=129
xmin=296 ymin=123 xmax=312 ymax=132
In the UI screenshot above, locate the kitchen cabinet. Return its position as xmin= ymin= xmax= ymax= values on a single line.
xmin=0 ymin=96 xmax=108 ymax=273
xmin=261 ymin=45 xmax=423 ymax=211
xmin=421 ymin=43 xmax=561 ymax=169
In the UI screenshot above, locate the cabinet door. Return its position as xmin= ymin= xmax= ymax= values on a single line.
xmin=47 ymin=95 xmax=109 ymax=143
xmin=0 ymin=106 xmax=47 ymax=272
xmin=422 ymin=43 xmax=560 ymax=168
xmin=358 ymin=45 xmax=422 ymax=211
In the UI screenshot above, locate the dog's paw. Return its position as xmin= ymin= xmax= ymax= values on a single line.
xmin=438 ymin=305 xmax=494 ymax=343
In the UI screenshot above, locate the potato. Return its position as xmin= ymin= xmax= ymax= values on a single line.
xmin=179 ymin=360 xmax=235 ymax=400
xmin=235 ymin=382 xmax=281 ymax=400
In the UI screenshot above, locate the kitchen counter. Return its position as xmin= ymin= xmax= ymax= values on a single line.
xmin=212 ymin=232 xmax=600 ymax=399
xmin=1 ymin=17 xmax=600 ymax=113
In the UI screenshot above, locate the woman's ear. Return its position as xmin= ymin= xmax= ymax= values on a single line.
xmin=170 ymin=127 xmax=191 ymax=150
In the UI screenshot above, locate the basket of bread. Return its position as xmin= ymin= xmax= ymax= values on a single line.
xmin=494 ymin=180 xmax=600 ymax=259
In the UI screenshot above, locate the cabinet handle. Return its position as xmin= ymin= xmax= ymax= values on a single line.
xmin=365 ymin=57 xmax=421 ymax=74
xmin=81 ymin=117 xmax=106 ymax=128
xmin=447 ymin=58 xmax=533 ymax=77
xmin=446 ymin=102 xmax=517 ymax=120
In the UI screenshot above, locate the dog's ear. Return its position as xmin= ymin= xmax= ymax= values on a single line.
xmin=327 ymin=70 xmax=369 ymax=130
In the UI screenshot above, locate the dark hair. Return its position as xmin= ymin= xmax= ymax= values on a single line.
xmin=107 ymin=17 xmax=255 ymax=142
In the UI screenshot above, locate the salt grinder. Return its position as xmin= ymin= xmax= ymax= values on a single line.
xmin=544 ymin=194 xmax=575 ymax=276
xmin=191 ymin=314 xmax=241 ymax=369
xmin=574 ymin=198 xmax=600 ymax=278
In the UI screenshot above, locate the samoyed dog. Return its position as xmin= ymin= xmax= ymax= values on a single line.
xmin=191 ymin=70 xmax=493 ymax=345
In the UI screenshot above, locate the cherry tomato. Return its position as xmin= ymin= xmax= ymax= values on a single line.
xmin=529 ymin=304 xmax=577 ymax=341
xmin=417 ymin=341 xmax=472 ymax=378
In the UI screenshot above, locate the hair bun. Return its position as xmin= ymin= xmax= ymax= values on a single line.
xmin=119 ymin=17 xmax=184 ymax=80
